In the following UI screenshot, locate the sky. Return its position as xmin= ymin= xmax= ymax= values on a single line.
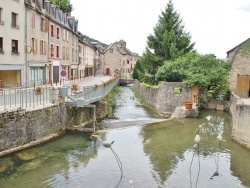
xmin=71 ymin=0 xmax=250 ymax=59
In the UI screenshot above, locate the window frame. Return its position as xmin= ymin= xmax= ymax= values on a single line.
xmin=11 ymin=39 xmax=19 ymax=54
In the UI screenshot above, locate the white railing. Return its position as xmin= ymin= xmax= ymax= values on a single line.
xmin=0 ymin=86 xmax=52 ymax=112
xmin=64 ymin=78 xmax=119 ymax=107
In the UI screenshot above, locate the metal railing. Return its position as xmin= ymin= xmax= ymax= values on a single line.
xmin=0 ymin=86 xmax=52 ymax=111
xmin=64 ymin=78 xmax=119 ymax=107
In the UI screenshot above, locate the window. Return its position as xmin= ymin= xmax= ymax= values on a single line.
xmin=12 ymin=39 xmax=18 ymax=54
xmin=75 ymin=50 xmax=77 ymax=62
xmin=62 ymin=29 xmax=65 ymax=41
xmin=40 ymin=17 xmax=46 ymax=32
xmin=72 ymin=49 xmax=74 ymax=61
xmin=66 ymin=47 xmax=69 ymax=60
xmin=127 ymin=60 xmax=129 ymax=64
xmin=12 ymin=12 xmax=18 ymax=28
xmin=0 ymin=8 xmax=3 ymax=25
xmin=50 ymin=44 xmax=54 ymax=57
xmin=32 ymin=38 xmax=37 ymax=53
xmin=40 ymin=40 xmax=46 ymax=55
xmin=56 ymin=45 xmax=59 ymax=57
xmin=56 ymin=27 xmax=60 ymax=39
xmin=31 ymin=12 xmax=36 ymax=28
xmin=0 ymin=37 xmax=3 ymax=53
xmin=51 ymin=24 xmax=54 ymax=37
xmin=62 ymin=47 xmax=65 ymax=60
xmin=109 ymin=48 xmax=113 ymax=53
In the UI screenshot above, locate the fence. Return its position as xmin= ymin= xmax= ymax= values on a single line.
xmin=63 ymin=78 xmax=119 ymax=107
xmin=0 ymin=86 xmax=52 ymax=112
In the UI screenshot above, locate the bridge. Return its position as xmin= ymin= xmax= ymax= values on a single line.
xmin=119 ymin=78 xmax=135 ymax=86
xmin=59 ymin=78 xmax=119 ymax=107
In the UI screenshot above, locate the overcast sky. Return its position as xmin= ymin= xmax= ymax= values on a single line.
xmin=71 ymin=0 xmax=250 ymax=59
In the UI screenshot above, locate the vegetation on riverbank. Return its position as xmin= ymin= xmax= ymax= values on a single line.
xmin=104 ymin=86 xmax=120 ymax=118
xmin=130 ymin=86 xmax=157 ymax=113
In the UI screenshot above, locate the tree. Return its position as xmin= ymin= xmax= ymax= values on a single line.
xmin=138 ymin=49 xmax=163 ymax=85
xmin=147 ymin=0 xmax=194 ymax=61
xmin=49 ymin=0 xmax=73 ymax=13
xmin=156 ymin=52 xmax=232 ymax=98
xmin=132 ymin=58 xmax=143 ymax=80
xmin=139 ymin=0 xmax=194 ymax=85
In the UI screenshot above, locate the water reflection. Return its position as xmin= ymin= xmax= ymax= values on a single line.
xmin=1 ymin=85 xmax=250 ymax=187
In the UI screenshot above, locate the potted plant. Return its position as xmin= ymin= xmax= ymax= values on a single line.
xmin=71 ymin=83 xmax=78 ymax=92
xmin=35 ymin=86 xmax=42 ymax=95
xmin=94 ymin=84 xmax=99 ymax=90
xmin=183 ymin=99 xmax=193 ymax=110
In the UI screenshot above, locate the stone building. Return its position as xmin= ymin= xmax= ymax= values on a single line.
xmin=0 ymin=0 xmax=26 ymax=87
xmin=103 ymin=40 xmax=138 ymax=78
xmin=227 ymin=38 xmax=250 ymax=150
xmin=227 ymin=38 xmax=250 ymax=98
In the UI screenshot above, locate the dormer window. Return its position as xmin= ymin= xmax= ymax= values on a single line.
xmin=109 ymin=48 xmax=113 ymax=53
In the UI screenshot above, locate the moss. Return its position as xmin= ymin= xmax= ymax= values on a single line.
xmin=16 ymin=150 xmax=44 ymax=161
xmin=103 ymin=86 xmax=120 ymax=118
xmin=242 ymin=39 xmax=250 ymax=56
xmin=130 ymin=86 xmax=156 ymax=112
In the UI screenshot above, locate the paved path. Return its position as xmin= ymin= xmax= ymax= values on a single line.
xmin=61 ymin=74 xmax=113 ymax=87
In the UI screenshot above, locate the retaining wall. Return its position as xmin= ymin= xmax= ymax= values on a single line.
xmin=0 ymin=100 xmax=108 ymax=156
xmin=134 ymin=80 xmax=192 ymax=115
xmin=230 ymin=93 xmax=250 ymax=149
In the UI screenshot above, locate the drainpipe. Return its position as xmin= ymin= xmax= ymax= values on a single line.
xmin=25 ymin=4 xmax=28 ymax=87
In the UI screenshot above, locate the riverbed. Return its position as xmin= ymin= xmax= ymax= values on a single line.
xmin=0 ymin=85 xmax=250 ymax=188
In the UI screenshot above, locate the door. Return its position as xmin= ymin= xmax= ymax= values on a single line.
xmin=237 ymin=75 xmax=250 ymax=98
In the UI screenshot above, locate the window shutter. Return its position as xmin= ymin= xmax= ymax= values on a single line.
xmin=43 ymin=41 xmax=47 ymax=55
xmin=40 ymin=40 xmax=42 ymax=55
xmin=45 ymin=18 xmax=48 ymax=32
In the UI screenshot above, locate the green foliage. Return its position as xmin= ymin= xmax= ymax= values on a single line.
xmin=242 ymin=39 xmax=250 ymax=56
xmin=132 ymin=58 xmax=143 ymax=80
xmin=140 ymin=0 xmax=194 ymax=85
xmin=49 ymin=0 xmax=73 ymax=13
xmin=138 ymin=48 xmax=162 ymax=85
xmin=147 ymin=0 xmax=194 ymax=61
xmin=156 ymin=52 xmax=231 ymax=90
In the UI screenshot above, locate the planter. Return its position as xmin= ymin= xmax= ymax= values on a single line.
xmin=71 ymin=88 xmax=78 ymax=92
xmin=35 ymin=92 xmax=42 ymax=95
xmin=185 ymin=103 xmax=193 ymax=110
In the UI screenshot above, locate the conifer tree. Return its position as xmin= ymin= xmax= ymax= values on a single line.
xmin=147 ymin=0 xmax=194 ymax=61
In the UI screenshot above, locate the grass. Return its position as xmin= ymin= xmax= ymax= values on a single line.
xmin=104 ymin=86 xmax=120 ymax=118
xmin=130 ymin=86 xmax=156 ymax=112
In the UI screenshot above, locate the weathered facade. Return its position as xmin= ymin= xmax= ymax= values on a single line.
xmin=103 ymin=40 xmax=138 ymax=78
xmin=0 ymin=0 xmax=26 ymax=86
xmin=227 ymin=38 xmax=250 ymax=149
xmin=227 ymin=38 xmax=250 ymax=98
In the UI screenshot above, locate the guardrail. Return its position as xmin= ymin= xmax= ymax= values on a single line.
xmin=0 ymin=86 xmax=52 ymax=112
xmin=61 ymin=78 xmax=119 ymax=107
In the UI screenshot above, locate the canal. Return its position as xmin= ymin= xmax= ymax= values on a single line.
xmin=0 ymin=85 xmax=250 ymax=188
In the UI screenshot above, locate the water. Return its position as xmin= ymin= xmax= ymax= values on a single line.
xmin=0 ymin=85 xmax=250 ymax=188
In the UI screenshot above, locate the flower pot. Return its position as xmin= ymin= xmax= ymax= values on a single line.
xmin=185 ymin=103 xmax=193 ymax=110
xmin=35 ymin=92 xmax=42 ymax=95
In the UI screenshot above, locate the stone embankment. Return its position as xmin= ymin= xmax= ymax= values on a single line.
xmin=0 ymin=100 xmax=108 ymax=157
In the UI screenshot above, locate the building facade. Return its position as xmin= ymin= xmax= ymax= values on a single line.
xmin=0 ymin=0 xmax=26 ymax=87
xmin=103 ymin=40 xmax=138 ymax=78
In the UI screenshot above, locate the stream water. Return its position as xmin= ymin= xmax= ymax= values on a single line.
xmin=0 ymin=85 xmax=250 ymax=188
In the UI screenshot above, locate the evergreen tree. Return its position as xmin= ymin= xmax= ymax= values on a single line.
xmin=147 ymin=0 xmax=194 ymax=61
xmin=132 ymin=59 xmax=143 ymax=80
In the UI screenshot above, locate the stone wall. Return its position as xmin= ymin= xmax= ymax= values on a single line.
xmin=134 ymin=80 xmax=192 ymax=115
xmin=0 ymin=105 xmax=67 ymax=153
xmin=230 ymin=93 xmax=250 ymax=150
xmin=0 ymin=100 xmax=108 ymax=156
xmin=228 ymin=38 xmax=250 ymax=93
